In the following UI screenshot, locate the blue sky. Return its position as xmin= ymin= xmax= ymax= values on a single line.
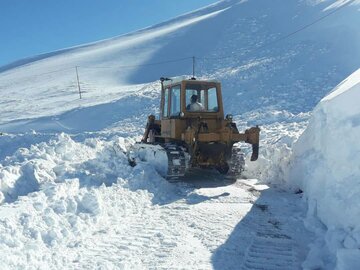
xmin=0 ymin=0 xmax=217 ymax=67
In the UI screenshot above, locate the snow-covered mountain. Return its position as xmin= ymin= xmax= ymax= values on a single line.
xmin=1 ymin=0 xmax=359 ymax=132
xmin=0 ymin=0 xmax=359 ymax=269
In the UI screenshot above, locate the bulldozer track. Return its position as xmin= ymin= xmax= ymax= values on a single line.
xmin=229 ymin=147 xmax=245 ymax=177
xmin=164 ymin=143 xmax=188 ymax=181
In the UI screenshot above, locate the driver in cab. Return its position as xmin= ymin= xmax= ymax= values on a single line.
xmin=187 ymin=94 xmax=205 ymax=111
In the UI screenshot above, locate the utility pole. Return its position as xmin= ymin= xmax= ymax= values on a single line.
xmin=75 ymin=66 xmax=82 ymax=99
xmin=192 ymin=56 xmax=196 ymax=78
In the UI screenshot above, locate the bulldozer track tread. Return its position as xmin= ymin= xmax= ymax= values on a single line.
xmin=229 ymin=147 xmax=245 ymax=178
xmin=164 ymin=143 xmax=188 ymax=181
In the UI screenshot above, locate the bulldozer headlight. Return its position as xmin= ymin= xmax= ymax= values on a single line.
xmin=226 ymin=114 xmax=233 ymax=121
xmin=180 ymin=112 xmax=185 ymax=117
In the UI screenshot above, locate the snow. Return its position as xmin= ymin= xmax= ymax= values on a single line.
xmin=1 ymin=0 xmax=360 ymax=130
xmin=288 ymin=68 xmax=360 ymax=269
xmin=127 ymin=143 xmax=170 ymax=178
xmin=0 ymin=0 xmax=359 ymax=268
xmin=0 ymin=133 xmax=312 ymax=269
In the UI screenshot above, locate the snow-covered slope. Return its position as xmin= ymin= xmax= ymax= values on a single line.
xmin=1 ymin=0 xmax=359 ymax=132
xmin=288 ymin=68 xmax=360 ymax=269
xmin=0 ymin=0 xmax=360 ymax=269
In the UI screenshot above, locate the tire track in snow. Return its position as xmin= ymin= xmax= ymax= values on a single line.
xmin=67 ymin=178 xmax=256 ymax=269
xmin=240 ymin=207 xmax=298 ymax=270
xmin=4 ymin=169 xmax=311 ymax=270
xmin=242 ymin=235 xmax=295 ymax=270
xmin=211 ymin=181 xmax=310 ymax=270
xmin=74 ymin=203 xmax=213 ymax=269
xmin=76 ymin=181 xmax=308 ymax=270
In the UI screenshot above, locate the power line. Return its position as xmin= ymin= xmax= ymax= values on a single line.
xmin=0 ymin=57 xmax=192 ymax=79
xmin=29 ymin=67 xmax=75 ymax=77
xmin=255 ymin=0 xmax=354 ymax=51
xmin=79 ymin=56 xmax=193 ymax=70
xmin=4 ymin=1 xmax=353 ymax=78
xmin=198 ymin=0 xmax=354 ymax=61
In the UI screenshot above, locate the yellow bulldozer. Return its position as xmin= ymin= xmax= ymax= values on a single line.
xmin=128 ymin=77 xmax=260 ymax=180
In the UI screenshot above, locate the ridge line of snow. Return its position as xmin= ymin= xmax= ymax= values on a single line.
xmin=0 ymin=1 xmax=233 ymax=74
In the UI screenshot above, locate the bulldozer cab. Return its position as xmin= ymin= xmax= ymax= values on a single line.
xmin=161 ymin=78 xmax=224 ymax=120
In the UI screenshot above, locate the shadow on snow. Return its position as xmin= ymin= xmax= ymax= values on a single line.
xmin=211 ymin=186 xmax=311 ymax=270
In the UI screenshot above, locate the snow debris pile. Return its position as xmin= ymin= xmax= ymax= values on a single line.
xmin=288 ymin=68 xmax=360 ymax=269
xmin=0 ymin=133 xmax=132 ymax=204
xmin=0 ymin=133 xmax=176 ymax=268
xmin=239 ymin=110 xmax=309 ymax=186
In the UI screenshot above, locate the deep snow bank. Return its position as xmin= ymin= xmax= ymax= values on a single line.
xmin=288 ymin=68 xmax=360 ymax=269
xmin=238 ymin=110 xmax=309 ymax=186
xmin=0 ymin=133 xmax=132 ymax=204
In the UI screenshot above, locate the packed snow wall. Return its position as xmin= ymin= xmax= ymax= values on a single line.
xmin=288 ymin=68 xmax=360 ymax=269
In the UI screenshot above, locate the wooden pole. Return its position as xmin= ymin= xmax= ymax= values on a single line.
xmin=75 ymin=66 xmax=82 ymax=99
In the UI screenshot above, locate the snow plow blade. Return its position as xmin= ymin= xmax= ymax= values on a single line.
xmin=127 ymin=143 xmax=190 ymax=181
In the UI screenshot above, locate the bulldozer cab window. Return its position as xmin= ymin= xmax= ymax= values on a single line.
xmin=208 ymin=87 xmax=219 ymax=112
xmin=185 ymin=84 xmax=218 ymax=112
xmin=170 ymin=85 xmax=181 ymax=117
xmin=162 ymin=88 xmax=169 ymax=118
xmin=186 ymin=88 xmax=205 ymax=112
